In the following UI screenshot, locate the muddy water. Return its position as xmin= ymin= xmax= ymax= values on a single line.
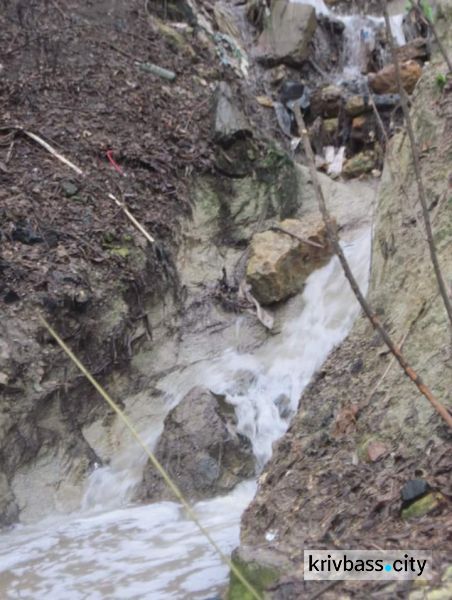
xmin=0 ymin=0 xmax=406 ymax=596
xmin=0 ymin=229 xmax=371 ymax=599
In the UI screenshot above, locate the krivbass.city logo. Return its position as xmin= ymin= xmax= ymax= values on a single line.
xmin=304 ymin=550 xmax=432 ymax=581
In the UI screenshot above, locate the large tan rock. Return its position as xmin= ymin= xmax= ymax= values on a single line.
xmin=246 ymin=217 xmax=334 ymax=305
xmin=368 ymin=60 xmax=422 ymax=94
xmin=256 ymin=0 xmax=317 ymax=66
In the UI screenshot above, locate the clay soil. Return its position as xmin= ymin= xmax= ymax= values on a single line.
xmin=0 ymin=0 xmax=215 ymax=312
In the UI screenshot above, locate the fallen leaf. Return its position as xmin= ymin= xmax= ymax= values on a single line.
xmin=367 ymin=441 xmax=388 ymax=462
xmin=256 ymin=95 xmax=273 ymax=108
xmin=332 ymin=403 xmax=360 ymax=437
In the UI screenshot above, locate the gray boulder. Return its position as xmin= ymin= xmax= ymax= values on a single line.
xmin=136 ymin=387 xmax=255 ymax=502
xmin=256 ymin=0 xmax=317 ymax=66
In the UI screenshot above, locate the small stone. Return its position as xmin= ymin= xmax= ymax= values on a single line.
xmin=367 ymin=440 xmax=388 ymax=462
xmin=61 ymin=181 xmax=79 ymax=197
xmin=343 ymin=150 xmax=377 ymax=178
xmin=323 ymin=117 xmax=338 ymax=136
xmin=246 ymin=216 xmax=334 ymax=305
xmin=401 ymin=478 xmax=431 ymax=504
xmin=311 ymin=84 xmax=343 ymax=118
xmin=270 ymin=65 xmax=288 ymax=86
xmin=345 ymin=95 xmax=368 ymax=117
xmin=256 ymin=95 xmax=273 ymax=108
xmin=352 ymin=115 xmax=366 ymax=130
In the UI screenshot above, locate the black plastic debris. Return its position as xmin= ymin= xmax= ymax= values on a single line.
xmin=280 ymin=80 xmax=311 ymax=111
xmin=401 ymin=479 xmax=431 ymax=507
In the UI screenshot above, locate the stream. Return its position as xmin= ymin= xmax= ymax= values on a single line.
xmin=0 ymin=1 xmax=407 ymax=598
xmin=0 ymin=230 xmax=371 ymax=599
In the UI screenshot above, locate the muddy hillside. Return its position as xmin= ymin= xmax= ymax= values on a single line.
xmin=0 ymin=0 xmax=451 ymax=599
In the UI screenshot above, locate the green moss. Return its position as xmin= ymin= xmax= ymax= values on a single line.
xmin=228 ymin=555 xmax=279 ymax=600
xmin=402 ymin=492 xmax=445 ymax=520
xmin=110 ymin=246 xmax=130 ymax=258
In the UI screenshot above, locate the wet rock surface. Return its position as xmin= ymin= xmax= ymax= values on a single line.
xmin=368 ymin=59 xmax=423 ymax=94
xmin=256 ymin=0 xmax=317 ymax=66
xmin=136 ymin=387 xmax=255 ymax=502
xmin=246 ymin=217 xmax=333 ymax=305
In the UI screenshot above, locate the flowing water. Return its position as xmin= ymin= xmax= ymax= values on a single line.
xmin=294 ymin=0 xmax=406 ymax=79
xmin=0 ymin=230 xmax=372 ymax=599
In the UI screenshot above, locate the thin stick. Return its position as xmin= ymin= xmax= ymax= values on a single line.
xmin=0 ymin=126 xmax=83 ymax=175
xmin=39 ymin=315 xmax=262 ymax=600
xmin=269 ymin=226 xmax=325 ymax=249
xmin=293 ymin=104 xmax=452 ymax=428
xmin=381 ymin=0 xmax=452 ymax=330
xmin=108 ymin=193 xmax=155 ymax=243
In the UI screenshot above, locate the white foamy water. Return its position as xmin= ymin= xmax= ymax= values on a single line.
xmin=0 ymin=229 xmax=372 ymax=599
xmin=341 ymin=14 xmax=406 ymax=78
xmin=0 ymin=481 xmax=256 ymax=600
xmin=292 ymin=0 xmax=406 ymax=79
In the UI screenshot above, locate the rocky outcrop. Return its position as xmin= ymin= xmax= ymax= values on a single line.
xmin=136 ymin=387 xmax=255 ymax=502
xmin=246 ymin=217 xmax=334 ymax=305
xmin=256 ymin=0 xmax=317 ymax=66
xmin=213 ymin=82 xmax=252 ymax=147
xmin=368 ymin=59 xmax=422 ymax=94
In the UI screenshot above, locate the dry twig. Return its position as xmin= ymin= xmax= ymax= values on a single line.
xmin=108 ymin=193 xmax=155 ymax=244
xmin=0 ymin=126 xmax=83 ymax=175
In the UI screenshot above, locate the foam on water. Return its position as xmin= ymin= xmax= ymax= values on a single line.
xmin=0 ymin=481 xmax=256 ymax=600
xmin=0 ymin=230 xmax=372 ymax=598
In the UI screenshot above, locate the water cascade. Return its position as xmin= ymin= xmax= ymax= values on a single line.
xmin=0 ymin=231 xmax=371 ymax=598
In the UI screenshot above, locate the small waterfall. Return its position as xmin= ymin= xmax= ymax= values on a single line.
xmin=292 ymin=0 xmax=406 ymax=79
xmin=340 ymin=14 xmax=406 ymax=78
